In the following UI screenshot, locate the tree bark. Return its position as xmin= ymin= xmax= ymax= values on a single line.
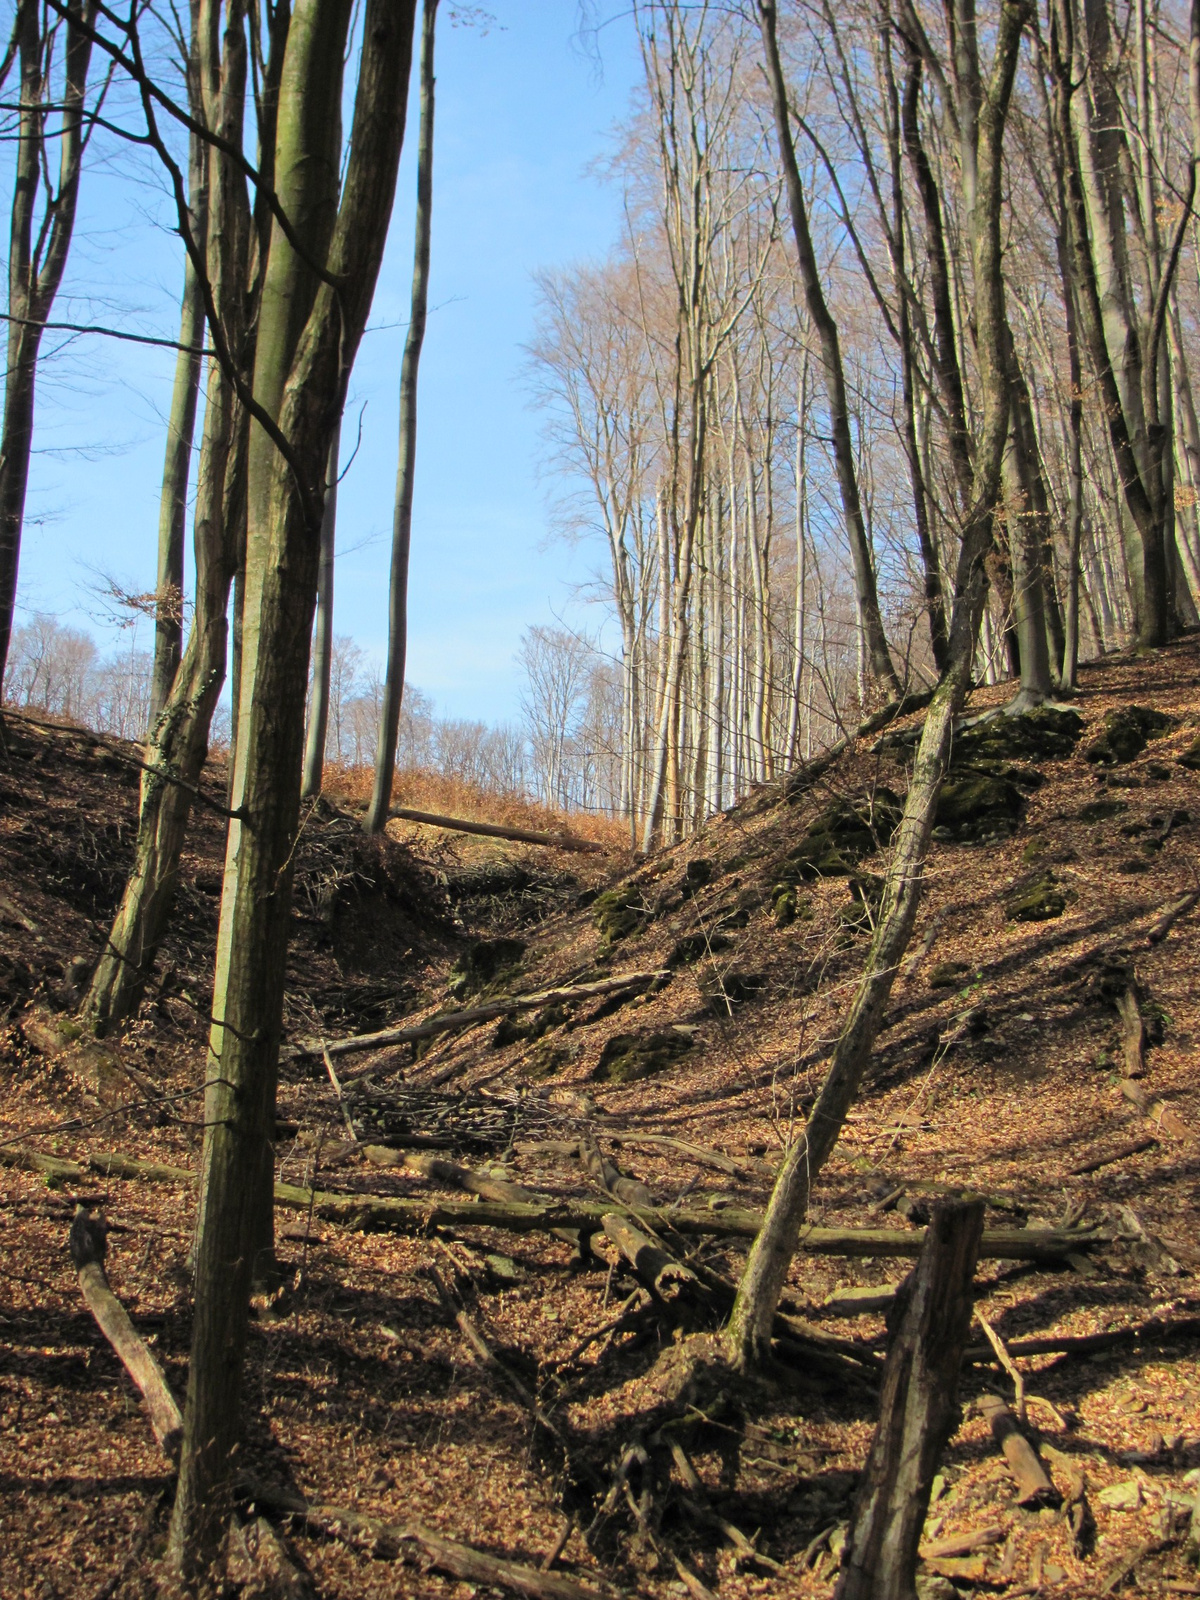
xmin=167 ymin=2 xmax=417 ymax=1579
xmin=366 ymin=0 xmax=437 ymax=833
xmin=836 ymin=1200 xmax=984 ymax=1600
xmin=301 ymin=418 xmax=341 ymax=798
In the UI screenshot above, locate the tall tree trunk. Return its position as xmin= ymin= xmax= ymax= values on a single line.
xmin=301 ymin=418 xmax=341 ymax=798
xmin=166 ymin=2 xmax=416 ymax=1578
xmin=0 ymin=0 xmax=94 ymax=697
xmin=149 ymin=16 xmax=208 ymax=730
xmin=757 ymin=0 xmax=900 ymax=699
xmin=727 ymin=0 xmax=1028 ymax=1370
xmin=366 ymin=0 xmax=437 ymax=833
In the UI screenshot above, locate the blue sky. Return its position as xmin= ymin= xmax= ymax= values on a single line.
xmin=13 ymin=2 xmax=642 ymax=724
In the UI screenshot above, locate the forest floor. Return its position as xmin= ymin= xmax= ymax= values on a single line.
xmin=1 ymin=639 xmax=1199 ymax=1600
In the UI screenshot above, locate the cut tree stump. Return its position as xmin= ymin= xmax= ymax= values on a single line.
xmin=68 ymin=1206 xmax=183 ymax=1461
xmin=835 ymin=1200 xmax=985 ymax=1600
xmin=978 ymin=1394 xmax=1061 ymax=1507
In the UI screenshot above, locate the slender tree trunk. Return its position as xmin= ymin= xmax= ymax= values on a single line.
xmin=366 ymin=0 xmax=437 ymax=832
xmin=167 ymin=3 xmax=416 ymax=1578
xmin=728 ymin=0 xmax=1028 ymax=1370
xmin=757 ymin=0 xmax=900 ymax=699
xmin=149 ymin=21 xmax=208 ymax=730
xmin=0 ymin=0 xmax=94 ymax=697
xmin=301 ymin=418 xmax=341 ymax=798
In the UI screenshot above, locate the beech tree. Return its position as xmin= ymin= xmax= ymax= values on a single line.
xmin=167 ymin=2 xmax=417 ymax=1577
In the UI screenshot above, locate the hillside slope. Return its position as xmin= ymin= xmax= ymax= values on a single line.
xmin=1 ymin=641 xmax=1198 ymax=1599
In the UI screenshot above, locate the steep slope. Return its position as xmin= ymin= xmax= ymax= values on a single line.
xmin=1 ymin=642 xmax=1198 ymax=1599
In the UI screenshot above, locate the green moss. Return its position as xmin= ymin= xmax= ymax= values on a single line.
xmin=935 ymin=771 xmax=1024 ymax=839
xmin=592 ymin=1027 xmax=693 ymax=1083
xmin=447 ymin=937 xmax=527 ymax=1000
xmin=1084 ymin=704 xmax=1175 ymax=765
xmin=521 ymin=1039 xmax=573 ymax=1080
xmin=1178 ymin=734 xmax=1200 ymax=771
xmin=491 ymin=1002 xmax=569 ymax=1049
xmin=771 ymin=886 xmax=812 ymax=927
xmin=1004 ymin=870 xmax=1067 ymax=922
xmin=954 ymin=705 xmax=1084 ymax=763
xmin=1020 ymin=837 xmax=1047 ymax=864
xmin=592 ymin=884 xmax=648 ymax=948
xmin=773 ymin=788 xmax=902 ymax=886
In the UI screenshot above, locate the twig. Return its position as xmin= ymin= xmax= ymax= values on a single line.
xmin=976 ymin=1310 xmax=1027 ymax=1422
xmin=323 ymin=1047 xmax=357 ymax=1142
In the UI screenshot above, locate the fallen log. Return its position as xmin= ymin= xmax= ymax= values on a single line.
xmin=837 ymin=1200 xmax=984 ymax=1600
xmin=1119 ymin=1078 xmax=1193 ymax=1139
xmin=382 ymin=803 xmax=608 ymax=855
xmin=1067 ymin=1136 xmax=1158 ymax=1176
xmin=68 ymin=1207 xmax=183 ymax=1461
xmin=0 ymin=1144 xmax=1111 ymax=1258
xmin=601 ymin=1213 xmax=696 ymax=1298
xmin=1116 ymin=988 xmax=1146 ymax=1077
xmin=579 ymin=1133 xmax=655 ymax=1209
xmin=241 ymin=1476 xmax=614 ymax=1600
xmin=977 ymin=1394 xmax=1060 ymax=1508
xmin=964 ymin=1313 xmax=1200 ymax=1363
xmin=920 ymin=1525 xmax=1004 ymax=1561
xmin=1146 ymin=888 xmax=1200 ymax=944
xmin=286 ymin=971 xmax=668 ymax=1068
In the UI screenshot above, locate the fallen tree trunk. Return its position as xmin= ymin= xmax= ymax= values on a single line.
xmin=1119 ymin=1078 xmax=1193 ymax=1139
xmin=601 ymin=1213 xmax=697 ymax=1298
xmin=1116 ymin=987 xmax=1146 ymax=1077
xmin=382 ymin=804 xmax=608 ymax=855
xmin=1146 ymin=888 xmax=1200 ymax=944
xmin=977 ymin=1394 xmax=1060 ymax=1507
xmin=836 ymin=1200 xmax=984 ymax=1600
xmin=0 ymin=1144 xmax=1110 ymax=1258
xmin=69 ymin=1207 xmax=183 ymax=1461
xmin=240 ymin=1476 xmax=612 ymax=1600
xmin=285 ymin=970 xmax=668 ymax=1067
xmin=964 ymin=1313 xmax=1200 ymax=1363
xmin=1067 ymin=1136 xmax=1158 ymax=1176
xmin=579 ymin=1133 xmax=655 ymax=1209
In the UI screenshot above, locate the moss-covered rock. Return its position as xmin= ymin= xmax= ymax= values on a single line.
xmin=592 ymin=1027 xmax=694 ymax=1083
xmin=698 ymin=968 xmax=766 ymax=1014
xmin=593 ymin=884 xmax=646 ymax=948
xmin=1084 ymin=704 xmax=1175 ymax=765
xmin=935 ymin=770 xmax=1024 ymax=840
xmin=1177 ymin=734 xmax=1200 ymax=771
xmin=1079 ymin=797 xmax=1128 ymax=823
xmin=771 ymin=886 xmax=812 ymax=927
xmin=681 ymin=858 xmax=716 ymax=898
xmin=955 ymin=705 xmax=1084 ymax=763
xmin=773 ymin=788 xmax=903 ymax=885
xmin=520 ymin=1038 xmax=575 ymax=1081
xmin=491 ymin=1001 xmax=569 ymax=1049
xmin=929 ymin=960 xmax=972 ymax=988
xmin=447 ymin=936 xmax=527 ymax=999
xmin=668 ymin=930 xmax=733 ymax=967
xmin=1004 ymin=870 xmax=1067 ymax=922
